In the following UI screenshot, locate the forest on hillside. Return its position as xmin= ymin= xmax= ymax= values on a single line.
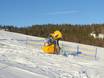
xmin=0 ymin=24 xmax=104 ymax=47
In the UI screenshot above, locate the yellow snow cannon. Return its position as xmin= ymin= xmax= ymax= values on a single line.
xmin=42 ymin=44 xmax=57 ymax=54
xmin=42 ymin=30 xmax=62 ymax=54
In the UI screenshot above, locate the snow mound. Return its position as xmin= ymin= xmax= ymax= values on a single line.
xmin=0 ymin=30 xmax=104 ymax=78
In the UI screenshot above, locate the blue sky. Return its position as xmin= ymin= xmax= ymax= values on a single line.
xmin=0 ymin=0 xmax=104 ymax=26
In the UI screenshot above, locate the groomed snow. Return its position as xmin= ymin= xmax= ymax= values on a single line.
xmin=0 ymin=30 xmax=104 ymax=78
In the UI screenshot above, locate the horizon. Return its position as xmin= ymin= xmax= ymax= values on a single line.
xmin=1 ymin=23 xmax=104 ymax=27
xmin=0 ymin=0 xmax=104 ymax=27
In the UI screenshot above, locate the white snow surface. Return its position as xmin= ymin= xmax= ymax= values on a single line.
xmin=0 ymin=30 xmax=104 ymax=78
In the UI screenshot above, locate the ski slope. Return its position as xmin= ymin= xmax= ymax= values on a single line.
xmin=0 ymin=30 xmax=104 ymax=78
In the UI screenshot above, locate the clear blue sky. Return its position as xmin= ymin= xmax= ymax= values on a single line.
xmin=0 ymin=0 xmax=104 ymax=27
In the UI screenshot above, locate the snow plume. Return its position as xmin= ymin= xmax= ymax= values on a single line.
xmin=47 ymin=10 xmax=79 ymax=15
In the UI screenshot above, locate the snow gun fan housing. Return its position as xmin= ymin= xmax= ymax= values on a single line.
xmin=50 ymin=30 xmax=62 ymax=40
xmin=42 ymin=30 xmax=62 ymax=54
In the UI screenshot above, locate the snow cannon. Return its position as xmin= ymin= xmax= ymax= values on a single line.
xmin=42 ymin=30 xmax=62 ymax=54
xmin=42 ymin=44 xmax=57 ymax=54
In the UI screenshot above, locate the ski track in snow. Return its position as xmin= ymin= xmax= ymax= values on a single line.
xmin=0 ymin=30 xmax=104 ymax=78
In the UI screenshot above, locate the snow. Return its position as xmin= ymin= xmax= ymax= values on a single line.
xmin=0 ymin=30 xmax=104 ymax=78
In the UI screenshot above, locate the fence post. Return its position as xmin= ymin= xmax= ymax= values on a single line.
xmin=95 ymin=48 xmax=97 ymax=60
xmin=76 ymin=45 xmax=79 ymax=56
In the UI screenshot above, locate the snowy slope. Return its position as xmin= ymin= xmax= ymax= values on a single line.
xmin=0 ymin=30 xmax=104 ymax=78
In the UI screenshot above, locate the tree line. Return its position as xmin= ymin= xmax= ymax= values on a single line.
xmin=0 ymin=24 xmax=104 ymax=47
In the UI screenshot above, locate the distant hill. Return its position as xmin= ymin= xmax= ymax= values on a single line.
xmin=0 ymin=24 xmax=104 ymax=47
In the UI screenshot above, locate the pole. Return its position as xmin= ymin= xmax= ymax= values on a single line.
xmin=76 ymin=45 xmax=79 ymax=56
xmin=95 ymin=48 xmax=97 ymax=60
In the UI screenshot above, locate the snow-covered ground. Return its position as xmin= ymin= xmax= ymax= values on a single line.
xmin=0 ymin=30 xmax=104 ymax=78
